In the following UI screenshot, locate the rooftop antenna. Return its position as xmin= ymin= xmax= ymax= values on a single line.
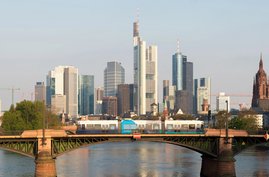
xmin=177 ymin=39 xmax=180 ymax=53
xmin=136 ymin=8 xmax=140 ymax=22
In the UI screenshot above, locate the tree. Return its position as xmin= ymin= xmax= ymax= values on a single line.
xmin=215 ymin=111 xmax=229 ymax=129
xmin=2 ymin=111 xmax=26 ymax=132
xmin=172 ymin=114 xmax=196 ymax=120
xmin=229 ymin=110 xmax=258 ymax=131
xmin=1 ymin=100 xmax=61 ymax=132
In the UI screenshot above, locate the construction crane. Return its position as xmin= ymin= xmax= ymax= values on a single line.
xmin=0 ymin=87 xmax=20 ymax=105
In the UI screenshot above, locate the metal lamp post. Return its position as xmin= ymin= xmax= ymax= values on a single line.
xmin=225 ymin=100 xmax=229 ymax=143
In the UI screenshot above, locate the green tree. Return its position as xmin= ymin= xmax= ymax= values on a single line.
xmin=1 ymin=100 xmax=61 ymax=132
xmin=215 ymin=111 xmax=229 ymax=129
xmin=172 ymin=114 xmax=197 ymax=120
xmin=229 ymin=110 xmax=258 ymax=131
xmin=2 ymin=111 xmax=26 ymax=132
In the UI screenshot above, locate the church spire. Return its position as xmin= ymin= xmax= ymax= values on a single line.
xmin=259 ymin=53 xmax=263 ymax=71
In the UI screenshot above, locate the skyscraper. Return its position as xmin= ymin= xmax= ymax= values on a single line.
xmin=47 ymin=66 xmax=78 ymax=118
xmin=78 ymin=75 xmax=94 ymax=115
xmin=95 ymin=87 xmax=104 ymax=114
xmin=0 ymin=99 xmax=2 ymax=117
xmin=194 ymin=77 xmax=211 ymax=114
xmin=117 ymin=84 xmax=130 ymax=116
xmin=133 ymin=20 xmax=158 ymax=115
xmin=216 ymin=92 xmax=230 ymax=112
xmin=172 ymin=53 xmax=186 ymax=90
xmin=104 ymin=61 xmax=125 ymax=97
xmin=102 ymin=96 xmax=117 ymax=116
xmin=163 ymin=80 xmax=176 ymax=112
xmin=35 ymin=82 xmax=46 ymax=103
xmin=51 ymin=94 xmax=66 ymax=115
xmin=172 ymin=46 xmax=193 ymax=114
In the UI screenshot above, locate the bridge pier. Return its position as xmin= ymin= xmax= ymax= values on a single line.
xmin=35 ymin=151 xmax=57 ymax=177
xmin=200 ymin=137 xmax=236 ymax=177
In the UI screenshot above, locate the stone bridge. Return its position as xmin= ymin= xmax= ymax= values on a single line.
xmin=0 ymin=129 xmax=267 ymax=177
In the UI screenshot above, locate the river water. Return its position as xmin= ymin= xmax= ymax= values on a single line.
xmin=0 ymin=142 xmax=268 ymax=177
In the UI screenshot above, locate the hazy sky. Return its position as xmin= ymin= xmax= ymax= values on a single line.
xmin=0 ymin=0 xmax=269 ymax=111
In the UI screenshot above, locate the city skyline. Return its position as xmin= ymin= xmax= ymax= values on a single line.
xmin=1 ymin=0 xmax=269 ymax=110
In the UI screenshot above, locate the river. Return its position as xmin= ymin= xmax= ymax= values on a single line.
xmin=0 ymin=142 xmax=268 ymax=177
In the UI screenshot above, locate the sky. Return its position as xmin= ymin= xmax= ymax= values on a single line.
xmin=0 ymin=0 xmax=269 ymax=111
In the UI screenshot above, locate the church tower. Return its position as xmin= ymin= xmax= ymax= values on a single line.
xmin=251 ymin=54 xmax=269 ymax=108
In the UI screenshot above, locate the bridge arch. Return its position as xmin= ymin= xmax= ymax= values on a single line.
xmin=0 ymin=147 xmax=35 ymax=158
xmin=51 ymin=136 xmax=218 ymax=158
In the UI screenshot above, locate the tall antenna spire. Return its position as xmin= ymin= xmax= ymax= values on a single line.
xmin=177 ymin=39 xmax=180 ymax=53
xmin=136 ymin=8 xmax=140 ymax=22
xmin=133 ymin=8 xmax=140 ymax=37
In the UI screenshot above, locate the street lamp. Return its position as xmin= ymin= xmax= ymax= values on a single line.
xmin=42 ymin=101 xmax=46 ymax=146
xmin=225 ymin=100 xmax=229 ymax=144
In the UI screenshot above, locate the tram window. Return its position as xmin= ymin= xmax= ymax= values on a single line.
xmin=189 ymin=124 xmax=195 ymax=129
xmin=109 ymin=124 xmax=116 ymax=129
xmin=87 ymin=124 xmax=92 ymax=128
xmin=153 ymin=124 xmax=160 ymax=129
xmin=146 ymin=124 xmax=152 ymax=130
xmin=167 ymin=124 xmax=173 ymax=129
xmin=94 ymin=124 xmax=101 ymax=129
xmin=181 ymin=124 xmax=188 ymax=129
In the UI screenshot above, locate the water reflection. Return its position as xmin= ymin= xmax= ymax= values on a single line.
xmin=0 ymin=150 xmax=34 ymax=177
xmin=235 ymin=145 xmax=269 ymax=177
xmin=57 ymin=142 xmax=201 ymax=177
xmin=0 ymin=142 xmax=268 ymax=176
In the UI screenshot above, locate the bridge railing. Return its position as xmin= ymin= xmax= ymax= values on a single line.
xmin=247 ymin=130 xmax=267 ymax=135
xmin=76 ymin=129 xmax=205 ymax=134
xmin=0 ymin=130 xmax=24 ymax=136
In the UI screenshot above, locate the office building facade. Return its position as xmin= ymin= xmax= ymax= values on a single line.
xmin=216 ymin=92 xmax=230 ymax=112
xmin=47 ymin=66 xmax=78 ymax=118
xmin=172 ymin=50 xmax=193 ymax=114
xmin=35 ymin=82 xmax=46 ymax=103
xmin=194 ymin=77 xmax=211 ymax=114
xmin=78 ymin=75 xmax=94 ymax=115
xmin=104 ymin=61 xmax=125 ymax=97
xmin=133 ymin=20 xmax=158 ymax=115
xmin=95 ymin=87 xmax=104 ymax=114
xmin=102 ymin=96 xmax=117 ymax=116
xmin=117 ymin=84 xmax=130 ymax=116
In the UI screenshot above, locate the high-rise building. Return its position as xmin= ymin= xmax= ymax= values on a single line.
xmin=172 ymin=53 xmax=186 ymax=90
xmin=104 ymin=61 xmax=125 ymax=97
xmin=95 ymin=87 xmax=104 ymax=114
xmin=194 ymin=78 xmax=211 ymax=114
xmin=133 ymin=20 xmax=158 ymax=115
xmin=0 ymin=99 xmax=2 ymax=117
xmin=163 ymin=80 xmax=170 ymax=102
xmin=163 ymin=80 xmax=176 ymax=112
xmin=117 ymin=84 xmax=131 ymax=116
xmin=216 ymin=92 xmax=230 ymax=112
xmin=172 ymin=47 xmax=193 ymax=114
xmin=79 ymin=75 xmax=94 ymax=115
xmin=175 ymin=90 xmax=193 ymax=114
xmin=51 ymin=94 xmax=66 ymax=115
xmin=252 ymin=55 xmax=269 ymax=110
xmin=47 ymin=66 xmax=78 ymax=118
xmin=35 ymin=82 xmax=46 ymax=103
xmin=102 ymin=96 xmax=117 ymax=116
xmin=129 ymin=84 xmax=135 ymax=112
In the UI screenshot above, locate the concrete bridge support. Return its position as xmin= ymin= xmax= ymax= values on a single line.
xmin=33 ymin=132 xmax=59 ymax=177
xmin=35 ymin=151 xmax=56 ymax=177
xmin=200 ymin=138 xmax=236 ymax=177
